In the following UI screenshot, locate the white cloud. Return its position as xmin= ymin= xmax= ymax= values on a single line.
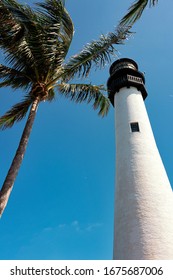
xmin=86 ymin=223 xmax=103 ymax=232
xmin=42 ymin=221 xmax=103 ymax=234
xmin=71 ymin=220 xmax=80 ymax=231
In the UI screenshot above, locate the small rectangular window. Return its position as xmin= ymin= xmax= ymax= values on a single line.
xmin=130 ymin=122 xmax=140 ymax=132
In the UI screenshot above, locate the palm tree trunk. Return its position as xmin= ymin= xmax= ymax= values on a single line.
xmin=0 ymin=97 xmax=40 ymax=217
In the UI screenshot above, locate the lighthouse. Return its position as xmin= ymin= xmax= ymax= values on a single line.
xmin=107 ymin=58 xmax=173 ymax=260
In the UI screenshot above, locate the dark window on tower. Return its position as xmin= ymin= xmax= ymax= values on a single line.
xmin=130 ymin=122 xmax=140 ymax=132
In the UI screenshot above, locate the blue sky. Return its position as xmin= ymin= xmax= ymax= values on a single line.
xmin=0 ymin=0 xmax=173 ymax=260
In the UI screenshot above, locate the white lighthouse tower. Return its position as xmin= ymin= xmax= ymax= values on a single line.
xmin=107 ymin=58 xmax=173 ymax=260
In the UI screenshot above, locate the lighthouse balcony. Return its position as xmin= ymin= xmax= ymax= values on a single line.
xmin=108 ymin=74 xmax=148 ymax=106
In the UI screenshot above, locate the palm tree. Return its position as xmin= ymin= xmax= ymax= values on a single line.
xmin=120 ymin=0 xmax=158 ymax=26
xmin=0 ymin=0 xmax=130 ymax=217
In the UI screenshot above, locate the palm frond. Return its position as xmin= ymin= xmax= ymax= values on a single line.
xmin=56 ymin=83 xmax=110 ymax=116
xmin=0 ymin=1 xmax=21 ymax=47
xmin=2 ymin=0 xmax=74 ymax=80
xmin=120 ymin=0 xmax=158 ymax=26
xmin=62 ymin=25 xmax=131 ymax=81
xmin=0 ymin=1 xmax=54 ymax=79
xmin=37 ymin=0 xmax=74 ymax=41
xmin=36 ymin=0 xmax=74 ymax=74
xmin=0 ymin=1 xmax=36 ymax=74
xmin=0 ymin=5 xmax=24 ymax=47
xmin=3 ymin=2 xmax=46 ymax=73
xmin=0 ymin=95 xmax=33 ymax=129
xmin=47 ymin=88 xmax=56 ymax=101
xmin=0 ymin=64 xmax=32 ymax=90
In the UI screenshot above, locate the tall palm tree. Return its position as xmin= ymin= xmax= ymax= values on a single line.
xmin=0 ymin=0 xmax=130 ymax=217
xmin=120 ymin=0 xmax=158 ymax=26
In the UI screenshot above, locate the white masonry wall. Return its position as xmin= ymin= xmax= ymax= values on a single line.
xmin=113 ymin=86 xmax=173 ymax=260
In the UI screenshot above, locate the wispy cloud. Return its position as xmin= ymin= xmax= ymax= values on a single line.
xmin=70 ymin=220 xmax=103 ymax=232
xmin=42 ymin=220 xmax=103 ymax=234
xmin=85 ymin=223 xmax=103 ymax=232
xmin=71 ymin=220 xmax=80 ymax=231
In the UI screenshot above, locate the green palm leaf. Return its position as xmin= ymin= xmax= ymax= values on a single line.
xmin=47 ymin=88 xmax=56 ymax=101
xmin=57 ymin=83 xmax=110 ymax=116
xmin=0 ymin=95 xmax=33 ymax=129
xmin=37 ymin=0 xmax=74 ymax=42
xmin=1 ymin=0 xmax=74 ymax=81
xmin=3 ymin=3 xmax=49 ymax=75
xmin=0 ymin=64 xmax=32 ymax=90
xmin=62 ymin=25 xmax=131 ymax=81
xmin=120 ymin=0 xmax=158 ymax=26
xmin=0 ymin=1 xmax=36 ymax=73
xmin=36 ymin=0 xmax=74 ymax=76
xmin=0 ymin=6 xmax=24 ymax=47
